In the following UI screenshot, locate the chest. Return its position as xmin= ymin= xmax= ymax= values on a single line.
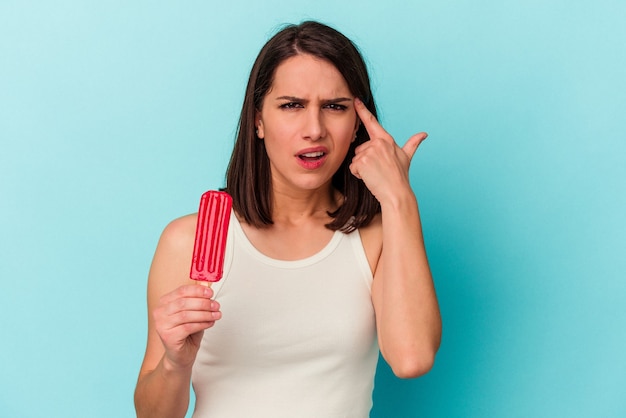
xmin=202 ymin=231 xmax=376 ymax=369
xmin=239 ymin=222 xmax=336 ymax=261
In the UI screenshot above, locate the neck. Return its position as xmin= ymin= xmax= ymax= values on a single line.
xmin=270 ymin=186 xmax=339 ymax=226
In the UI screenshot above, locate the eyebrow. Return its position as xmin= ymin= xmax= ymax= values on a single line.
xmin=275 ymin=96 xmax=353 ymax=104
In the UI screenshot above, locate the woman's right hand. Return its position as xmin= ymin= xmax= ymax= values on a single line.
xmin=135 ymin=215 xmax=222 ymax=417
xmin=153 ymin=284 xmax=222 ymax=371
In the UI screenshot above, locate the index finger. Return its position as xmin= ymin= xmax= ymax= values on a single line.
xmin=160 ymin=284 xmax=214 ymax=304
xmin=354 ymin=98 xmax=393 ymax=142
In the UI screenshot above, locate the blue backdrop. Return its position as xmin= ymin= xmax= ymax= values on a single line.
xmin=1 ymin=1 xmax=625 ymax=417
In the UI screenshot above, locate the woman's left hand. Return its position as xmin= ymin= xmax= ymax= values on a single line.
xmin=349 ymin=98 xmax=427 ymax=204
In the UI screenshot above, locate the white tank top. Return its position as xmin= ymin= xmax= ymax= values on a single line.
xmin=191 ymin=213 xmax=379 ymax=418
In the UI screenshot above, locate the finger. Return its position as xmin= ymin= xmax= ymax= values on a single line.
xmin=166 ymin=297 xmax=220 ymax=316
xmin=160 ymin=309 xmax=221 ymax=332
xmin=353 ymin=139 xmax=372 ymax=155
xmin=402 ymin=132 xmax=428 ymax=161
xmin=354 ymin=98 xmax=393 ymax=143
xmin=165 ymin=320 xmax=217 ymax=341
xmin=160 ymin=284 xmax=214 ymax=305
xmin=171 ymin=309 xmax=221 ymax=325
xmin=349 ymin=159 xmax=362 ymax=179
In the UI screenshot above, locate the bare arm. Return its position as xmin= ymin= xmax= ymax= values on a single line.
xmin=134 ymin=215 xmax=222 ymax=417
xmin=351 ymin=98 xmax=442 ymax=378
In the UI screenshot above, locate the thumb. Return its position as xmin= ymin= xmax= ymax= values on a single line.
xmin=402 ymin=132 xmax=428 ymax=161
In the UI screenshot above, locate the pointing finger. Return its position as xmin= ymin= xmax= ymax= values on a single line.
xmin=354 ymin=98 xmax=394 ymax=143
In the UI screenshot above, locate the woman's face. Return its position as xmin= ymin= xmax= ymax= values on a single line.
xmin=256 ymin=53 xmax=359 ymax=195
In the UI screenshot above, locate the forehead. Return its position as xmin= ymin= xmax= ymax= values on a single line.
xmin=268 ymin=54 xmax=351 ymax=97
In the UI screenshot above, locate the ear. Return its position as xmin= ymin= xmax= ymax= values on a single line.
xmin=255 ymin=111 xmax=265 ymax=139
xmin=351 ymin=119 xmax=360 ymax=143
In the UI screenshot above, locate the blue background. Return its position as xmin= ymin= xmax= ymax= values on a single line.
xmin=1 ymin=1 xmax=625 ymax=417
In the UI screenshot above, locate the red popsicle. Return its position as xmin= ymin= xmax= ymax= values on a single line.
xmin=190 ymin=191 xmax=233 ymax=282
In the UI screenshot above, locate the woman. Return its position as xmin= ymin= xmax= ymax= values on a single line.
xmin=135 ymin=21 xmax=441 ymax=418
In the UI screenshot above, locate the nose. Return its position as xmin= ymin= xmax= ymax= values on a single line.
xmin=302 ymin=108 xmax=325 ymax=141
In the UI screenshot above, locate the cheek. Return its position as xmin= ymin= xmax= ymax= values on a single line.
xmin=331 ymin=121 xmax=358 ymax=146
xmin=262 ymin=125 xmax=292 ymax=160
xmin=263 ymin=116 xmax=295 ymax=141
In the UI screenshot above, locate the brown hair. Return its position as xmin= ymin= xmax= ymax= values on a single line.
xmin=225 ymin=21 xmax=380 ymax=232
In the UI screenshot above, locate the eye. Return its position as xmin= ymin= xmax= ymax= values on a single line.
xmin=279 ymin=102 xmax=303 ymax=109
xmin=324 ymin=103 xmax=348 ymax=111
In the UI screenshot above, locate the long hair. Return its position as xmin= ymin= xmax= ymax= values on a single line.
xmin=225 ymin=21 xmax=380 ymax=232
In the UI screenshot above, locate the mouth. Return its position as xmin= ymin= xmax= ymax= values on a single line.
xmin=297 ymin=151 xmax=326 ymax=161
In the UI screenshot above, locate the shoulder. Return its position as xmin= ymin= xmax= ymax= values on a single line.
xmin=159 ymin=214 xmax=197 ymax=251
xmin=149 ymin=213 xmax=199 ymax=290
xmin=357 ymin=213 xmax=382 ymax=275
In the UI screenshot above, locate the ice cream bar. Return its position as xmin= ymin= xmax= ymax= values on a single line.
xmin=190 ymin=191 xmax=232 ymax=282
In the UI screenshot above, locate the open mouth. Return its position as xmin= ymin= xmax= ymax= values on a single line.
xmin=298 ymin=151 xmax=326 ymax=161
